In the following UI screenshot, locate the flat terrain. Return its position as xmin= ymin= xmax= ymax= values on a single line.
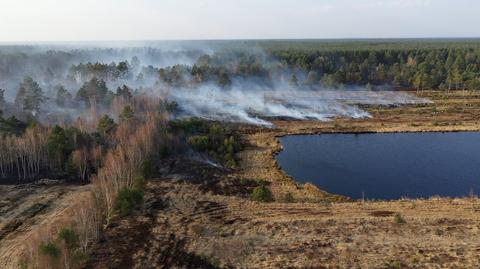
xmin=2 ymin=91 xmax=480 ymax=268
xmin=88 ymin=179 xmax=480 ymax=268
xmin=0 ymin=182 xmax=89 ymax=268
xmin=86 ymin=91 xmax=480 ymax=268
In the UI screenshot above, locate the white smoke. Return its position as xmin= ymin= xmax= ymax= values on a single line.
xmin=167 ymin=85 xmax=431 ymax=126
xmin=0 ymin=44 xmax=432 ymax=126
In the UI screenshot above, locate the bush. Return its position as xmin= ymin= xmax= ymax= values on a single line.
xmin=134 ymin=175 xmax=146 ymax=190
xmin=141 ymin=158 xmax=156 ymax=179
xmin=114 ymin=187 xmax=144 ymax=217
xmin=169 ymin=118 xmax=209 ymax=134
xmin=251 ymin=186 xmax=273 ymax=202
xmin=394 ymin=213 xmax=406 ymax=224
xmin=284 ymin=192 xmax=295 ymax=203
xmin=18 ymin=260 xmax=28 ymax=269
xmin=179 ymin=119 xmax=242 ymax=167
xmin=159 ymin=145 xmax=170 ymax=158
xmin=188 ymin=135 xmax=210 ymax=151
xmin=256 ymin=179 xmax=271 ymax=187
xmin=58 ymin=228 xmax=79 ymax=250
xmin=225 ymin=159 xmax=237 ymax=169
xmin=39 ymin=241 xmax=60 ymax=258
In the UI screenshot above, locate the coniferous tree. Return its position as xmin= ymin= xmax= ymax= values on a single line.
xmin=47 ymin=125 xmax=73 ymax=171
xmin=97 ymin=115 xmax=117 ymax=135
xmin=76 ymin=78 xmax=109 ymax=106
xmin=55 ymin=85 xmax=72 ymax=107
xmin=15 ymin=77 xmax=44 ymax=114
xmin=119 ymin=106 xmax=134 ymax=122
xmin=0 ymin=89 xmax=5 ymax=108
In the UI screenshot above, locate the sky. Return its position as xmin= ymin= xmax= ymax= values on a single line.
xmin=0 ymin=0 xmax=479 ymax=42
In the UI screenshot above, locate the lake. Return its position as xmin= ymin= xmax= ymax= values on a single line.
xmin=276 ymin=132 xmax=480 ymax=200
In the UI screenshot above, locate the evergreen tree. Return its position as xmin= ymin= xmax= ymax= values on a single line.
xmin=305 ymin=71 xmax=318 ymax=86
xmin=97 ymin=115 xmax=117 ymax=135
xmin=76 ymin=78 xmax=109 ymax=106
xmin=119 ymin=106 xmax=134 ymax=122
xmin=47 ymin=125 xmax=73 ymax=170
xmin=0 ymin=89 xmax=5 ymax=108
xmin=218 ymin=72 xmax=231 ymax=87
xmin=289 ymin=74 xmax=299 ymax=87
xmin=15 ymin=77 xmax=44 ymax=114
xmin=116 ymin=85 xmax=133 ymax=100
xmin=55 ymin=85 xmax=72 ymax=107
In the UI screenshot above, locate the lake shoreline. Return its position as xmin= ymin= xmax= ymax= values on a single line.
xmin=238 ymin=90 xmax=480 ymax=202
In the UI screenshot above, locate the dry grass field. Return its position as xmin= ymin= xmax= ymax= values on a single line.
xmin=0 ymin=182 xmax=89 ymax=268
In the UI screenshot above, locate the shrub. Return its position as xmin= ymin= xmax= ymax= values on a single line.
xmin=251 ymin=186 xmax=273 ymax=202
xmin=225 ymin=159 xmax=237 ymax=169
xmin=394 ymin=213 xmax=406 ymax=224
xmin=141 ymin=158 xmax=156 ymax=179
xmin=169 ymin=118 xmax=209 ymax=134
xmin=256 ymin=179 xmax=270 ymax=186
xmin=284 ymin=192 xmax=295 ymax=203
xmin=188 ymin=135 xmax=209 ymax=151
xmin=18 ymin=260 xmax=28 ymax=269
xmin=385 ymin=259 xmax=408 ymax=269
xmin=58 ymin=228 xmax=79 ymax=250
xmin=114 ymin=187 xmax=144 ymax=217
xmin=39 ymin=241 xmax=60 ymax=258
xmin=179 ymin=119 xmax=242 ymax=167
xmin=134 ymin=175 xmax=146 ymax=190
xmin=159 ymin=145 xmax=170 ymax=158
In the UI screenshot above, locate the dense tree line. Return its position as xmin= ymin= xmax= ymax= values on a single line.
xmin=2 ymin=41 xmax=480 ymax=98
xmin=152 ymin=47 xmax=480 ymax=91
xmin=68 ymin=61 xmax=132 ymax=83
xmin=0 ymin=119 xmax=102 ymax=182
xmin=271 ymin=48 xmax=480 ymax=90
xmin=0 ymin=91 xmax=178 ymax=183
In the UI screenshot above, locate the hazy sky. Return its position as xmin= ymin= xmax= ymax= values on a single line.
xmin=0 ymin=0 xmax=479 ymax=42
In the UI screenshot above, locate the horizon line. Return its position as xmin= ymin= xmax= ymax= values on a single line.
xmin=1 ymin=37 xmax=480 ymax=45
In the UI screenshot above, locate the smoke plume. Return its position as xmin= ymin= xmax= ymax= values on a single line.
xmin=167 ymin=85 xmax=430 ymax=126
xmin=0 ymin=43 xmax=431 ymax=126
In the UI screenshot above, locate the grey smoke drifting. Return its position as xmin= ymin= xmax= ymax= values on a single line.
xmin=167 ymin=85 xmax=431 ymax=126
xmin=0 ymin=43 xmax=432 ymax=126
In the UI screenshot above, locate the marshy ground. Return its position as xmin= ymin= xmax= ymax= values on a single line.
xmin=2 ymin=90 xmax=480 ymax=268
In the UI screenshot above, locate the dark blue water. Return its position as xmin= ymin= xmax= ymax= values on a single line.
xmin=276 ymin=132 xmax=480 ymax=200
